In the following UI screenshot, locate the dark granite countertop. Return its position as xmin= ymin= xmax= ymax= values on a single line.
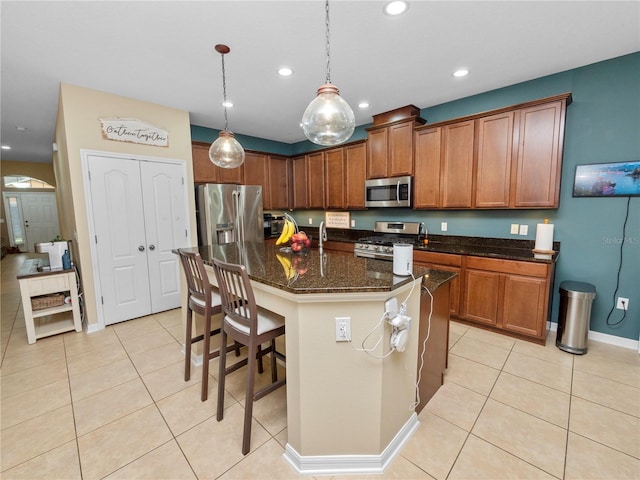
xmin=302 ymin=227 xmax=559 ymax=264
xmin=179 ymin=242 xmax=456 ymax=295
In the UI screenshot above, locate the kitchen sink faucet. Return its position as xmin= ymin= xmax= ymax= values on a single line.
xmin=319 ymin=221 xmax=327 ymax=251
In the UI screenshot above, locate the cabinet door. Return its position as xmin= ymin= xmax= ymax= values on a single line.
xmin=192 ymin=144 xmax=216 ymax=184
xmin=414 ymin=127 xmax=442 ymax=208
xmin=244 ymin=152 xmax=269 ymax=206
xmin=441 ymin=121 xmax=475 ymax=208
xmin=462 ymin=268 xmax=500 ymax=326
xmin=513 ymin=101 xmax=564 ymax=208
xmin=345 ymin=142 xmax=366 ymax=209
xmin=388 ymin=121 xmax=415 ymax=177
xmin=325 ymin=148 xmax=345 ymax=209
xmin=367 ymin=128 xmax=388 ymax=179
xmin=502 ymin=274 xmax=547 ymax=337
xmin=476 ymin=112 xmax=514 ymax=208
xmin=218 ymin=162 xmax=244 ymax=185
xmin=268 ymin=155 xmax=290 ymax=210
xmin=307 ymin=152 xmax=325 ymax=209
xmin=292 ymin=156 xmax=308 ymax=209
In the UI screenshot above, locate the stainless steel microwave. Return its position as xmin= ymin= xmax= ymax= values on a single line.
xmin=365 ymin=175 xmax=412 ymax=208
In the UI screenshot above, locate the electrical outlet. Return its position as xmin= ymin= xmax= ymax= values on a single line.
xmin=308 ymin=218 xmax=313 ymax=225
xmin=441 ymin=222 xmax=447 ymax=232
xmin=335 ymin=317 xmax=351 ymax=341
xmin=519 ymin=224 xmax=528 ymax=235
xmin=351 ymin=219 xmax=355 ymax=227
xmin=510 ymin=224 xmax=519 ymax=234
xmin=616 ymin=297 xmax=630 ymax=310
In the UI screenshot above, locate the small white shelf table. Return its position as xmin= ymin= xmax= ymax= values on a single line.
xmin=17 ymin=258 xmax=82 ymax=344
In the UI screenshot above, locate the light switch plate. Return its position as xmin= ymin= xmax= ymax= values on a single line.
xmin=441 ymin=222 xmax=447 ymax=232
xmin=510 ymin=224 xmax=519 ymax=234
xmin=519 ymin=225 xmax=528 ymax=235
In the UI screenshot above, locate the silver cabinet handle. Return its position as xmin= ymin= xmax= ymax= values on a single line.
xmin=138 ymin=245 xmax=145 ymax=252
xmin=149 ymin=244 xmax=155 ymax=251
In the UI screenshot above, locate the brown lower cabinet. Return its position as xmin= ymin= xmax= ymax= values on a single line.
xmin=415 ymin=250 xmax=553 ymax=344
xmin=413 ymin=251 xmax=461 ymax=317
xmin=461 ymin=256 xmax=553 ymax=343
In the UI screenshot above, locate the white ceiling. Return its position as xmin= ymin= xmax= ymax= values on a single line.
xmin=1 ymin=1 xmax=639 ymax=164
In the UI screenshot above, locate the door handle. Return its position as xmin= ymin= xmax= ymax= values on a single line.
xmin=138 ymin=245 xmax=145 ymax=252
xmin=148 ymin=244 xmax=155 ymax=251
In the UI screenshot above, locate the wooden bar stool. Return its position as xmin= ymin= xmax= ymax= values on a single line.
xmin=211 ymin=258 xmax=286 ymax=455
xmin=177 ymin=249 xmax=240 ymax=402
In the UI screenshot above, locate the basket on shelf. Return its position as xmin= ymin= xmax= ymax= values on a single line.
xmin=31 ymin=293 xmax=65 ymax=311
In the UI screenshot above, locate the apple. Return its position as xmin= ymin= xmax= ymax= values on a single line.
xmin=298 ymin=232 xmax=307 ymax=240
xmin=291 ymin=233 xmax=299 ymax=243
xmin=304 ymin=238 xmax=311 ymax=247
xmin=292 ymin=242 xmax=302 ymax=252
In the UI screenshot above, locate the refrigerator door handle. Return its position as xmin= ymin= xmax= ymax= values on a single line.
xmin=234 ymin=189 xmax=244 ymax=243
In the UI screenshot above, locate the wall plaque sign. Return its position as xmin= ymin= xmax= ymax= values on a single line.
xmin=325 ymin=211 xmax=350 ymax=229
xmin=99 ymin=118 xmax=168 ymax=147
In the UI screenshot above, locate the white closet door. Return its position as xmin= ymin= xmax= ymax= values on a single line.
xmin=140 ymin=161 xmax=188 ymax=312
xmin=88 ymin=155 xmax=152 ymax=324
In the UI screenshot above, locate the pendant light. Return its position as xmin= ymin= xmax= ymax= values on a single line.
xmin=301 ymin=0 xmax=355 ymax=146
xmin=209 ymin=44 xmax=245 ymax=168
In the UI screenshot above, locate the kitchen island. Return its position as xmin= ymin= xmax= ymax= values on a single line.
xmin=180 ymin=242 xmax=455 ymax=475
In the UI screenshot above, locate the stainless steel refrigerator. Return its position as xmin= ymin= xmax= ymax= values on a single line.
xmin=196 ymin=184 xmax=264 ymax=246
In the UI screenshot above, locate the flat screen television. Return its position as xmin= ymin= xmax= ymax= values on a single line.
xmin=573 ymin=161 xmax=640 ymax=197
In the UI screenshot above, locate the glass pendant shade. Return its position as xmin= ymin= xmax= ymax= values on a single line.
xmin=302 ymin=84 xmax=355 ymax=146
xmin=209 ymin=130 xmax=245 ymax=168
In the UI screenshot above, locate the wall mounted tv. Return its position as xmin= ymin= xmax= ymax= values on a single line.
xmin=573 ymin=161 xmax=640 ymax=197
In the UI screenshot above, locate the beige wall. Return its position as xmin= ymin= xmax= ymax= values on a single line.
xmin=55 ymin=83 xmax=195 ymax=330
xmin=0 ymin=161 xmax=56 ymax=245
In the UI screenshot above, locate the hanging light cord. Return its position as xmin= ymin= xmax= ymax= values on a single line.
xmin=325 ymin=0 xmax=331 ymax=84
xmin=220 ymin=53 xmax=229 ymax=131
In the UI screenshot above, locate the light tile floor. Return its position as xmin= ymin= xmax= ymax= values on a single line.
xmin=1 ymin=253 xmax=639 ymax=479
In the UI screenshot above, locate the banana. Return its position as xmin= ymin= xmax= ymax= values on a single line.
xmin=276 ymin=253 xmax=295 ymax=280
xmin=284 ymin=219 xmax=295 ymax=243
xmin=275 ymin=220 xmax=290 ymax=245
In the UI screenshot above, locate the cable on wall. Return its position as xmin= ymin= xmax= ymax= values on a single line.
xmin=605 ymin=196 xmax=631 ymax=327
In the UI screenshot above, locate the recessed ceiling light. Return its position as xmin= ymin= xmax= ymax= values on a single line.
xmin=222 ymin=100 xmax=234 ymax=108
xmin=384 ymin=1 xmax=408 ymax=16
xmin=453 ymin=69 xmax=469 ymax=77
xmin=358 ymin=102 xmax=370 ymax=109
xmin=278 ymin=67 xmax=293 ymax=77
xmin=1 ymin=145 xmax=11 ymax=150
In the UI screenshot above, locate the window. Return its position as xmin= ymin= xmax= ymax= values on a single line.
xmin=3 ymin=176 xmax=54 ymax=189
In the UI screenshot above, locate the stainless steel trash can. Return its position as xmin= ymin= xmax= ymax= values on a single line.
xmin=556 ymin=281 xmax=596 ymax=354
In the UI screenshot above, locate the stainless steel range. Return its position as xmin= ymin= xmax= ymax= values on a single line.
xmin=354 ymin=221 xmax=423 ymax=260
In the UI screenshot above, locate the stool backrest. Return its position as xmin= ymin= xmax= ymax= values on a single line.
xmin=211 ymin=258 xmax=257 ymax=334
xmin=177 ymin=249 xmax=211 ymax=307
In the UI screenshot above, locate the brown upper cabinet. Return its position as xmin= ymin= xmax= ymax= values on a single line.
xmin=325 ymin=141 xmax=367 ymax=210
xmin=192 ymin=141 xmax=244 ymax=184
xmin=292 ymin=151 xmax=325 ymax=210
xmin=244 ymin=152 xmax=290 ymax=210
xmin=414 ymin=93 xmax=571 ymax=209
xmin=366 ymin=105 xmax=426 ymax=179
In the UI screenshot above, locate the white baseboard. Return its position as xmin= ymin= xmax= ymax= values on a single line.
xmin=548 ymin=322 xmax=639 ymax=352
xmin=282 ymin=413 xmax=419 ymax=475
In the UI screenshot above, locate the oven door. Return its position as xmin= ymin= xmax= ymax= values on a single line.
xmin=365 ymin=176 xmax=412 ymax=208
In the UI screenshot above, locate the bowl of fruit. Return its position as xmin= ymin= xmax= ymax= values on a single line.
xmin=290 ymin=231 xmax=310 ymax=253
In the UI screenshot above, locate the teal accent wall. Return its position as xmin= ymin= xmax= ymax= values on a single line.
xmin=292 ymin=53 xmax=640 ymax=342
xmin=192 ymin=52 xmax=640 ymax=342
xmin=190 ymin=124 xmax=293 ymax=156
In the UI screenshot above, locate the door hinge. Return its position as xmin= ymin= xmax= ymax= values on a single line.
xmin=95 ymin=235 xmax=98 ymax=244
xmin=185 ymin=229 xmax=188 ymax=238
xmin=181 ymin=177 xmax=184 ymax=185
xmin=88 ymin=171 xmax=91 ymax=181
xmin=101 ymin=296 xmax=104 ymax=305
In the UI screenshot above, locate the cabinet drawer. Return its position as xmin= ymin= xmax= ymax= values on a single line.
xmin=414 ymin=250 xmax=462 ymax=267
xmin=465 ymin=256 xmax=548 ymax=277
xmin=27 ymin=274 xmax=70 ymax=296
